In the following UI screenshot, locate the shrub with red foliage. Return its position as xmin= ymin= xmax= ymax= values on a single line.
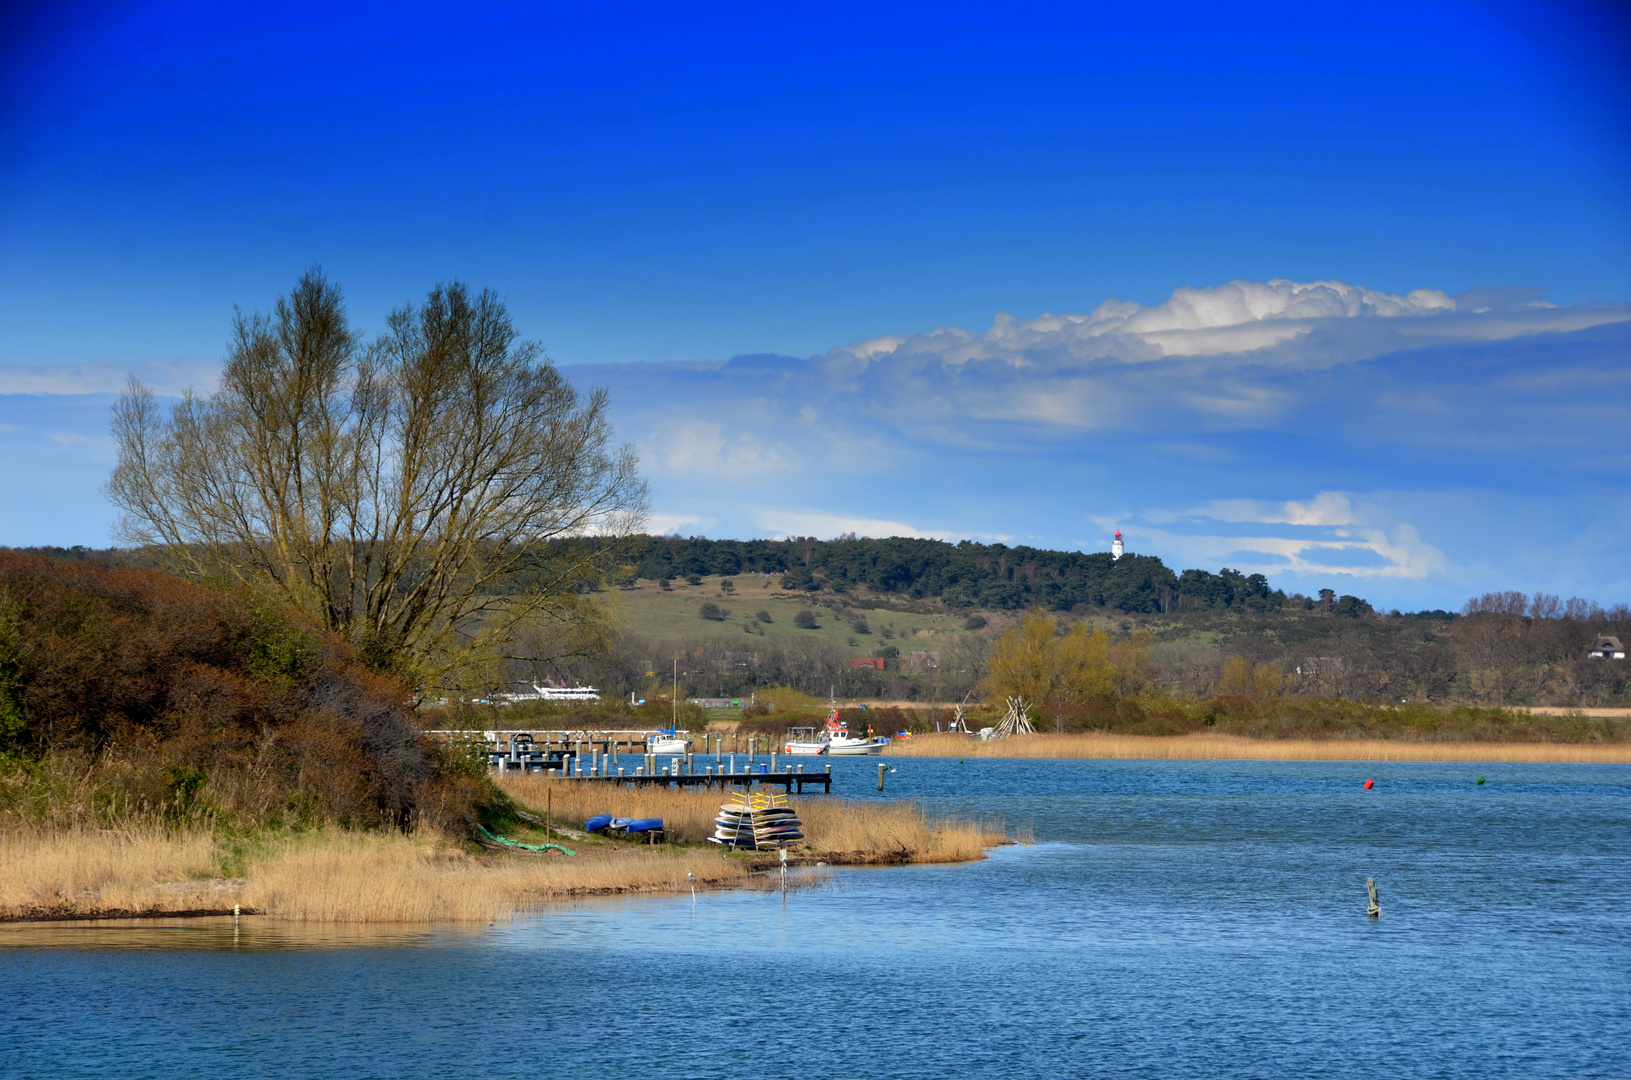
xmin=0 ymin=552 xmax=483 ymax=830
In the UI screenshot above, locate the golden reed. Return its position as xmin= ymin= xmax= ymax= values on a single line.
xmin=1 ymin=780 xmax=1001 ymax=923
xmin=886 ymin=731 xmax=1631 ymax=763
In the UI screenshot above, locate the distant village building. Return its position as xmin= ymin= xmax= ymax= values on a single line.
xmin=848 ymin=657 xmax=886 ymax=671
xmin=1588 ymin=635 xmax=1626 ymax=660
xmin=1111 ymin=530 xmax=1124 ymax=561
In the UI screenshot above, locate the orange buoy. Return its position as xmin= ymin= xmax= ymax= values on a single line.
xmin=1363 ymin=778 xmax=1375 ymax=790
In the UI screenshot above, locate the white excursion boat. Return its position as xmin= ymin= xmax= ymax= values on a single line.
xmin=784 ymin=710 xmax=889 ymax=756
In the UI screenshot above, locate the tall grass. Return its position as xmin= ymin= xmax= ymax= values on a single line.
xmin=887 ymin=731 xmax=1631 ymax=762
xmin=495 ymin=775 xmax=1002 ymax=863
xmin=238 ymin=835 xmax=750 ymax=922
xmin=0 ymin=826 xmax=223 ymax=918
xmin=0 ymin=777 xmax=1001 ymax=922
xmin=0 ymin=825 xmax=756 ymax=923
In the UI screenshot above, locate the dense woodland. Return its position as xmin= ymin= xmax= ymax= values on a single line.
xmin=613 ymin=535 xmax=1379 ymax=615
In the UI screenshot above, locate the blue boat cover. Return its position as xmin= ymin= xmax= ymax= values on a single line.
xmin=584 ymin=814 xmax=613 ymax=832
xmin=624 ymin=818 xmax=663 ymax=833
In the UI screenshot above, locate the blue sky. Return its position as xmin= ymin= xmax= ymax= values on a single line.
xmin=2 ymin=2 xmax=1628 ymax=611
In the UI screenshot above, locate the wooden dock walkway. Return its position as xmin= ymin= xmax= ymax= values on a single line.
xmin=457 ymin=731 xmax=837 ymax=793
xmin=555 ymin=769 xmax=833 ymax=793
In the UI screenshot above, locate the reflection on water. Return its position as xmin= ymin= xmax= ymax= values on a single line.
xmin=2 ymin=759 xmax=1628 ymax=1079
xmin=0 ymin=917 xmax=486 ymax=952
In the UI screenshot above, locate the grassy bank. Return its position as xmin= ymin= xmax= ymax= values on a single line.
xmin=1 ymin=781 xmax=1001 ymax=923
xmin=887 ymin=731 xmax=1631 ymax=762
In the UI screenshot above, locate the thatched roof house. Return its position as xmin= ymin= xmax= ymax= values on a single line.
xmin=1588 ymin=635 xmax=1625 ymax=660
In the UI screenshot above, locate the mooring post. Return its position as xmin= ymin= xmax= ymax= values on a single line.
xmin=878 ymin=762 xmax=887 ymax=791
xmin=770 ymin=749 xmax=777 ymax=774
xmin=1367 ymin=877 xmax=1381 ymax=918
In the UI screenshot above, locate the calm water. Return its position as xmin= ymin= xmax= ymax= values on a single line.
xmin=4 ymin=758 xmax=1629 ymax=1079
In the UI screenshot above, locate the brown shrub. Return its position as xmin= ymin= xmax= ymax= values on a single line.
xmin=0 ymin=551 xmax=481 ymax=831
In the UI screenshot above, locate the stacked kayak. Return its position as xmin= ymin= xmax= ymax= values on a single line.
xmin=708 ymin=791 xmax=804 ymax=850
xmin=585 ymin=815 xmax=663 ymax=835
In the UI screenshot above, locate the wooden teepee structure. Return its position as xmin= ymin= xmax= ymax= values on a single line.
xmin=990 ymin=696 xmax=1036 ymax=738
xmin=945 ymin=689 xmax=975 ymax=734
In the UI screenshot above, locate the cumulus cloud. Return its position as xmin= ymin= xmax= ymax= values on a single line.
xmin=1126 ymin=493 xmax=1447 ymax=580
xmin=822 ymin=278 xmax=1535 ymax=369
xmin=751 ymin=510 xmax=958 ymax=541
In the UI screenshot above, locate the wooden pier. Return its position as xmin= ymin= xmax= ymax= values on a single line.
xmin=562 ymin=770 xmax=832 ymax=794
xmin=429 ymin=729 xmax=837 ymax=794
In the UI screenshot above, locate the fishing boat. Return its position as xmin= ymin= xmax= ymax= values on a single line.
xmin=782 ymin=726 xmax=829 ymax=755
xmin=788 ymin=709 xmax=890 ymax=756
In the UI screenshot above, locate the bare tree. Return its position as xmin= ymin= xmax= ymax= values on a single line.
xmin=106 ymin=270 xmax=647 ymax=688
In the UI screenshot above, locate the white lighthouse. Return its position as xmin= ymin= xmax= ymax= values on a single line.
xmin=1111 ymin=530 xmax=1124 ymax=561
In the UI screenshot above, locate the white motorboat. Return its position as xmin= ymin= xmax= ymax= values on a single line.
xmin=785 ymin=710 xmax=890 ymax=756
xmin=783 ymin=726 xmax=829 ymax=755
xmin=825 ymin=732 xmax=889 ymax=755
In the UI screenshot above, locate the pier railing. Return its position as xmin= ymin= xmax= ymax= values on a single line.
xmin=423 ymin=729 xmax=833 ymax=793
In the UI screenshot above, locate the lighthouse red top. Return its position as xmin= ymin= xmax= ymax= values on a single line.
xmin=1114 ymin=531 xmax=1122 ymax=538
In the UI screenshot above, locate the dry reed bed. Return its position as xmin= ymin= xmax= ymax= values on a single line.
xmin=887 ymin=732 xmax=1631 ymax=763
xmin=0 ymin=777 xmax=1001 ymax=922
xmin=0 ymin=826 xmax=755 ymax=923
xmin=496 ymin=775 xmax=1001 ymax=863
xmin=237 ymin=835 xmax=750 ymax=922
xmin=0 ymin=825 xmax=225 ymax=919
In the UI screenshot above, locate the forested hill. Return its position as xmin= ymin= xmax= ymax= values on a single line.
xmin=617 ymin=535 xmax=1372 ymax=616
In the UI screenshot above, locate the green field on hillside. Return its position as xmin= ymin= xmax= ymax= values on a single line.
xmin=612 ymin=575 xmax=992 ymax=656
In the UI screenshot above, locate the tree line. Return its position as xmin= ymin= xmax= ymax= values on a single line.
xmin=614 ymin=534 xmax=1376 ymax=616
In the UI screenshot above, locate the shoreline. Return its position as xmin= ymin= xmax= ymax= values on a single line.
xmin=1 ymin=784 xmax=1000 ymax=924
xmin=885 ymin=731 xmax=1631 ymax=763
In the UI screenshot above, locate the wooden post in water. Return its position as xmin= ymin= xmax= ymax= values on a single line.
xmin=1367 ymin=877 xmax=1381 ymax=918
xmin=878 ymin=762 xmax=887 ymax=792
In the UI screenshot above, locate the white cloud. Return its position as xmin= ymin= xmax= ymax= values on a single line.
xmin=645 ymin=513 xmax=704 ymax=535
xmin=1129 ymin=492 xmax=1447 ymax=580
xmin=829 ymin=278 xmax=1626 ymax=370
xmin=643 ymin=419 xmax=797 ymax=477
xmin=0 ymin=358 xmax=221 ymax=397
xmin=1189 ymin=493 xmax=1360 ymax=527
xmin=751 ymin=509 xmax=956 ymax=541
